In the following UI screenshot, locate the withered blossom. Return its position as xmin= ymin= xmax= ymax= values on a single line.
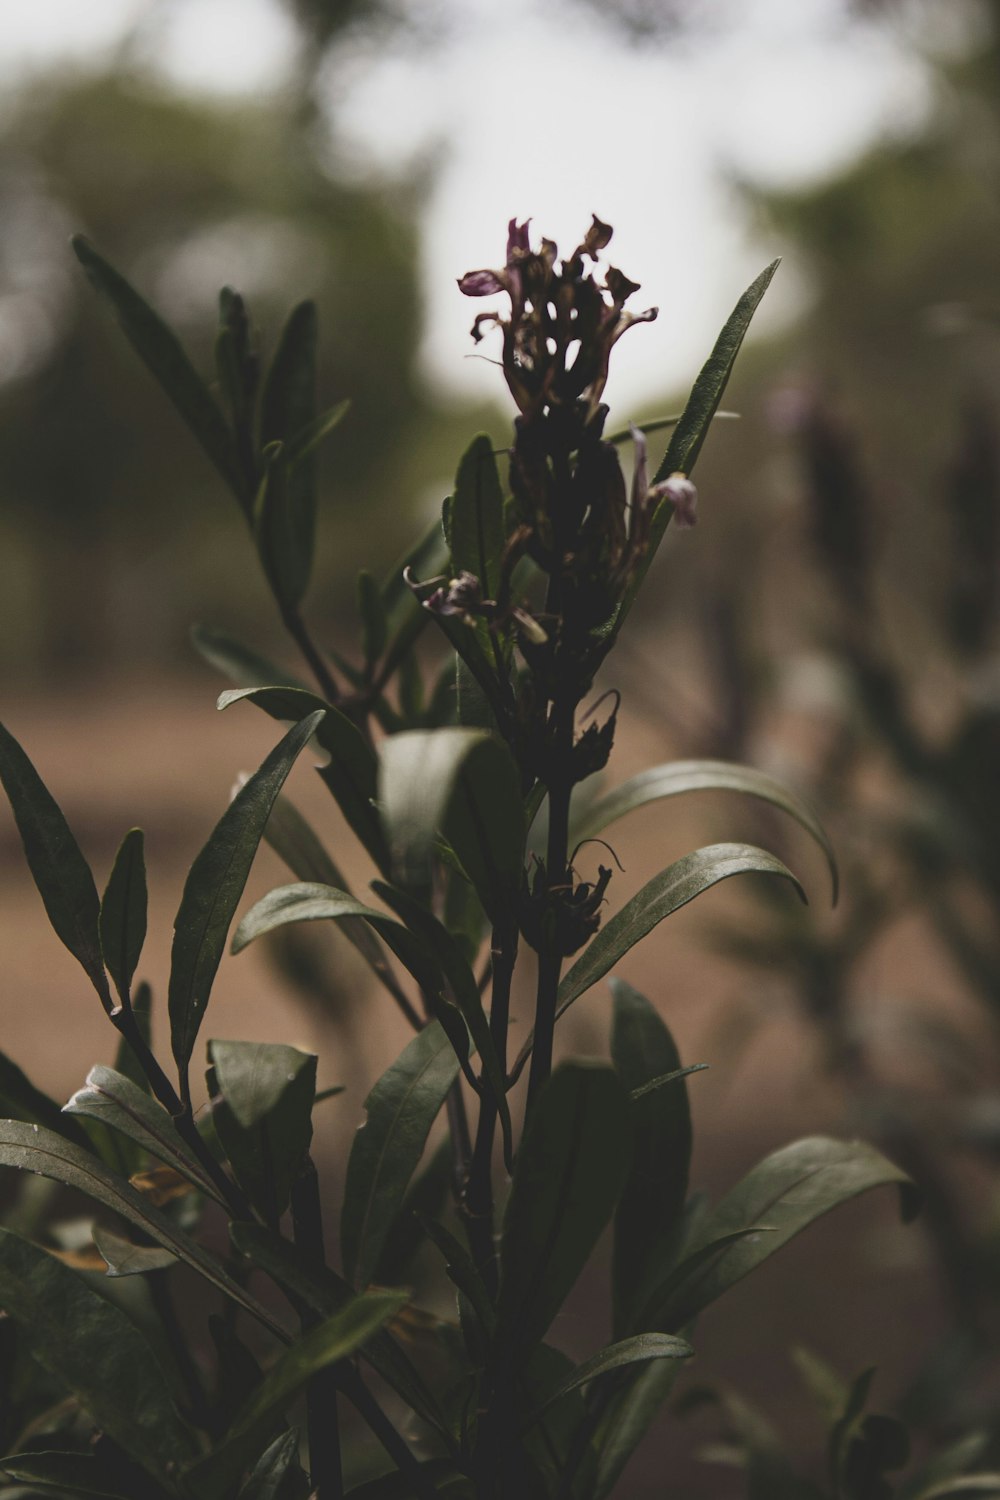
xmin=458 ymin=214 xmax=657 ymax=422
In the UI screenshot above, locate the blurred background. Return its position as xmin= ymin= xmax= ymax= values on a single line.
xmin=3 ymin=0 xmax=1000 ymax=1493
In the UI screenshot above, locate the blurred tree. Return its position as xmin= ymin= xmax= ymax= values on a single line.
xmin=0 ymin=66 xmax=466 ymax=673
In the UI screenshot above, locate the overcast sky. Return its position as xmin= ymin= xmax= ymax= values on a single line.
xmin=0 ymin=0 xmax=949 ymax=414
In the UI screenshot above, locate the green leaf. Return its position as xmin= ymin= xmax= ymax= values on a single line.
xmin=253 ymin=446 xmax=312 ymax=611
xmin=168 ymin=711 xmax=323 ymax=1098
xmin=372 ymin=880 xmax=512 ymax=1158
xmin=358 ymin=569 xmax=388 ymax=666
xmin=380 ymin=517 xmax=449 ymax=654
xmin=346 ymin=1463 xmax=471 ymax=1500
xmin=677 ymin=1384 xmax=806 ymax=1500
xmin=421 ymin=1215 xmax=497 ymax=1339
xmin=281 ymin=398 xmax=350 ymax=465
xmin=72 ymin=236 xmax=243 ymax=504
xmin=261 ymin=301 xmax=317 ymax=457
xmin=0 ymin=1120 xmax=289 ymax=1341
xmin=652 ymin=1136 xmax=919 ymax=1329
xmin=237 ymin=1429 xmax=308 ymax=1500
xmin=610 ymin=980 xmax=694 ymax=1335
xmin=230 ymin=1222 xmax=454 ymax=1444
xmin=524 ymin=1333 xmax=691 ymax=1425
xmin=209 ymin=1040 xmax=317 ymax=1222
xmin=609 ymin=261 xmax=779 ymax=641
xmin=341 ymin=1023 xmax=460 ymax=1288
xmin=92 ymin=1222 xmax=179 ymax=1278
xmin=113 ymin=979 xmax=154 ymax=1095
xmin=188 ymin=1291 xmax=405 ymax=1496
xmin=233 ymin=882 xmax=439 ymax=995
xmin=912 ymin=1481 xmax=1000 ymax=1499
xmin=0 ymin=718 xmax=111 ymax=1009
xmin=655 ymin=261 xmax=779 ymax=485
xmin=373 ymin=1137 xmax=451 ymax=1285
xmin=589 ymin=1357 xmax=689 ymax=1500
xmin=0 ymin=1451 xmax=134 ymax=1498
xmin=262 ymin=794 xmax=404 ymax=994
xmin=496 ymin=1063 xmax=631 ymax=1361
xmin=218 ymin=684 xmax=390 ymax=873
xmin=574 ymin=759 xmax=838 ymax=903
xmin=447 ymin=434 xmax=506 ymax=599
xmin=558 ymin=843 xmax=807 ymax=1018
xmin=0 ymin=1049 xmax=92 ymax=1150
xmin=0 ymin=1228 xmax=198 ymax=1485
xmin=100 ymin=828 xmax=147 ymax=1004
xmin=379 ymin=728 xmax=524 ymax=919
xmin=64 ymin=1063 xmax=225 ymax=1203
xmin=191 ymin=623 xmax=307 ymax=690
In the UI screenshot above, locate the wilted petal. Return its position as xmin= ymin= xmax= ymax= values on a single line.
xmin=459 ymin=269 xmax=507 ymax=297
xmin=470 ymin=311 xmax=502 ymax=343
xmin=605 ymin=266 xmax=641 ymax=306
xmin=584 ymin=215 xmax=614 ymax=257
xmin=507 ymin=217 xmax=532 ymax=261
xmin=657 ymin=472 xmax=698 ymax=528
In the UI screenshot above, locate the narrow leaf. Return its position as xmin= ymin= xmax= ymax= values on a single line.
xmin=0 ymin=1121 xmax=289 ymax=1340
xmin=496 ymin=1063 xmax=631 ymax=1360
xmin=0 ymin=1451 xmax=133 ymax=1498
xmin=65 ymin=1063 xmax=225 ymax=1203
xmin=233 ymin=882 xmax=439 ymax=994
xmin=0 ymin=1228 xmax=198 ymax=1482
xmin=655 ymin=260 xmax=780 ymax=484
xmin=209 ymin=1040 xmax=317 ymax=1221
xmin=609 ymin=261 xmax=779 ymax=641
xmin=0 ymin=1049 xmax=92 ymax=1150
xmin=237 ymin=1430 xmax=308 ymax=1500
xmin=188 ymin=1291 xmax=405 ymax=1495
xmin=653 ymin=1136 xmax=919 ymax=1328
xmin=168 ymin=711 xmax=323 ymax=1095
xmin=262 ymin=794 xmax=403 ymax=992
xmin=373 ymin=880 xmax=513 ymax=1157
xmin=574 ymin=759 xmax=837 ymax=902
xmin=611 ymin=980 xmax=694 ymax=1335
xmin=421 ymin=1216 xmax=496 ymax=1338
xmin=282 ymin=397 xmax=350 ymax=465
xmin=219 ymin=685 xmax=389 ymax=872
xmin=100 ymin=827 xmax=147 ymax=1003
xmin=558 ymin=844 xmax=806 ymax=1016
xmin=72 ymin=236 xmax=243 ymax=502
xmin=448 ymin=434 xmax=506 ymax=599
xmin=379 ymin=728 xmax=524 ymax=918
xmin=231 ymin=1222 xmax=454 ymax=1443
xmin=341 ymin=1023 xmax=460 ymax=1288
xmin=191 ymin=624 xmax=307 ymax=690
xmin=0 ymin=719 xmax=111 ymax=1007
xmin=590 ymin=1358 xmax=688 ymax=1500
xmin=524 ymin=1333 xmax=691 ymax=1424
xmin=253 ymin=447 xmax=311 ymax=610
xmin=92 ymin=1223 xmax=179 ymax=1278
xmin=358 ymin=569 xmax=388 ymax=666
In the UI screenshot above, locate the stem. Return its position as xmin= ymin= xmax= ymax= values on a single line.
xmin=339 ymin=1367 xmax=438 ymax=1500
xmin=292 ymin=1158 xmax=344 ymax=1500
xmin=109 ymin=1005 xmax=254 ymax=1221
xmin=148 ymin=1269 xmax=210 ymax=1428
xmin=526 ymin=699 xmax=575 ymax=1113
xmin=465 ymin=923 xmax=518 ymax=1294
xmin=280 ymin=600 xmax=341 ymax=705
